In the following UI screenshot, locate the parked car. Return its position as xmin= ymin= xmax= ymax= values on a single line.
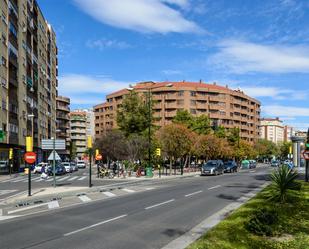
xmin=283 ymin=160 xmax=294 ymax=169
xmin=77 ymin=160 xmax=86 ymax=169
xmin=271 ymin=160 xmax=280 ymax=167
xmin=0 ymin=160 xmax=9 ymax=174
xmin=201 ymin=160 xmax=224 ymax=176
xmin=33 ymin=162 xmax=49 ymax=174
xmin=70 ymin=162 xmax=78 ymax=171
xmin=47 ymin=164 xmax=66 ymax=175
xmin=249 ymin=160 xmax=257 ymax=169
xmin=224 ymin=160 xmax=238 ymax=173
xmin=62 ymin=162 xmax=73 ymax=173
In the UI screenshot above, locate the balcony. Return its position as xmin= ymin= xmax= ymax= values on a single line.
xmin=165 ymin=111 xmax=177 ymax=118
xmin=57 ymin=104 xmax=70 ymax=112
xmin=57 ymin=96 xmax=70 ymax=104
xmin=165 ymin=102 xmax=177 ymax=109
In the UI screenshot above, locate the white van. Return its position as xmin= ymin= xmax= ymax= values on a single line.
xmin=76 ymin=160 xmax=86 ymax=169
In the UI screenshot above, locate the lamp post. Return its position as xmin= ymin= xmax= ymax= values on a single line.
xmin=127 ymin=83 xmax=173 ymax=176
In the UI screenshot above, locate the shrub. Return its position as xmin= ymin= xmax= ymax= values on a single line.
xmin=269 ymin=164 xmax=301 ymax=203
xmin=245 ymin=208 xmax=278 ymax=236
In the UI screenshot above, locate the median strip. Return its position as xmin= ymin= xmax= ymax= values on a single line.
xmin=63 ymin=214 xmax=128 ymax=236
xmin=208 ymin=185 xmax=221 ymax=190
xmin=145 ymin=199 xmax=175 ymax=210
xmin=185 ymin=190 xmax=203 ymax=197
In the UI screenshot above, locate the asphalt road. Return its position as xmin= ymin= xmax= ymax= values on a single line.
xmin=0 ymin=167 xmax=270 ymax=249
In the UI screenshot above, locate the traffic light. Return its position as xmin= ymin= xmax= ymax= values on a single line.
xmin=87 ymin=136 xmax=92 ymax=149
xmin=9 ymin=148 xmax=13 ymax=159
xmin=156 ymin=148 xmax=161 ymax=156
xmin=26 ymin=136 xmax=33 ymax=152
xmin=95 ymin=149 xmax=99 ymax=157
xmin=0 ymin=130 xmax=4 ymax=141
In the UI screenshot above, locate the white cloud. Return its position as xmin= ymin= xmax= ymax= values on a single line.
xmin=86 ymin=38 xmax=132 ymax=50
xmin=262 ymin=105 xmax=309 ymax=117
xmin=238 ymin=86 xmax=308 ymax=100
xmin=74 ymin=0 xmax=202 ymax=34
xmin=58 ymin=74 xmax=130 ymax=105
xmin=210 ymin=40 xmax=309 ymax=73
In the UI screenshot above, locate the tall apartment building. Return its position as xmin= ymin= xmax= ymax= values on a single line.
xmin=260 ymin=118 xmax=284 ymax=144
xmin=69 ymin=109 xmax=94 ymax=159
xmin=56 ymin=96 xmax=70 ymax=158
xmin=283 ymin=125 xmax=294 ymax=142
xmin=0 ymin=0 xmax=58 ymax=170
xmin=94 ymin=81 xmax=261 ymax=142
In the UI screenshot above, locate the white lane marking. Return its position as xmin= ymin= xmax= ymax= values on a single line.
xmin=102 ymin=191 xmax=116 ymax=197
xmin=57 ymin=176 xmax=70 ymax=182
xmin=77 ymin=176 xmax=87 ymax=181
xmin=63 ymin=214 xmax=128 ymax=237
xmin=0 ymin=215 xmax=21 ymax=221
xmin=32 ymin=177 xmax=41 ymax=181
xmin=0 ymin=191 xmax=27 ymax=202
xmin=0 ymin=190 xmax=17 ymax=196
xmin=78 ymin=195 xmax=91 ymax=202
xmin=122 ymin=188 xmax=135 ymax=193
xmin=7 ymin=203 xmax=48 ymax=214
xmin=145 ymin=199 xmax=175 ymax=210
xmin=145 ymin=187 xmax=155 ymax=190
xmin=48 ymin=201 xmax=59 ymax=209
xmin=208 ymin=185 xmax=221 ymax=190
xmin=67 ymin=176 xmax=79 ymax=181
xmin=11 ymin=178 xmax=27 ymax=182
xmin=185 ymin=190 xmax=203 ymax=197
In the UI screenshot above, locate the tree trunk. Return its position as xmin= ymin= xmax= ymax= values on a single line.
xmin=169 ymin=158 xmax=172 ymax=175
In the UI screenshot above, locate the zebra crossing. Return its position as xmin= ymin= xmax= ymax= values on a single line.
xmin=1 ymin=175 xmax=90 ymax=184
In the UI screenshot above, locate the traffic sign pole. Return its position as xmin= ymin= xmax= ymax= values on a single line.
xmin=53 ymin=138 xmax=56 ymax=188
xmin=28 ymin=163 xmax=31 ymax=196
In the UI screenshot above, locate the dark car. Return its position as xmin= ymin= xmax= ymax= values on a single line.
xmin=224 ymin=160 xmax=238 ymax=173
xmin=271 ymin=160 xmax=280 ymax=167
xmin=47 ymin=164 xmax=66 ymax=175
xmin=249 ymin=160 xmax=257 ymax=169
xmin=201 ymin=160 xmax=224 ymax=176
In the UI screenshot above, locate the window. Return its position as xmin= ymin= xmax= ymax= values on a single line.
xmin=1 ymin=56 xmax=7 ymax=66
xmin=190 ymin=100 xmax=196 ymax=105
xmin=190 ymin=91 xmax=196 ymax=96
xmin=9 ymin=22 xmax=17 ymax=38
xmin=178 ymin=91 xmax=184 ymax=96
xmin=2 ymin=11 xmax=7 ymax=25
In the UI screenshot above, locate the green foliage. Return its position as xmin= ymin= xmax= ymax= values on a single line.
xmin=245 ymin=208 xmax=279 ymax=236
xmin=69 ymin=141 xmax=77 ymax=160
xmin=214 ymin=125 xmax=226 ymax=138
xmin=269 ymin=165 xmax=301 ymax=203
xmin=233 ymin=140 xmax=255 ymax=161
xmin=227 ymin=127 xmax=240 ymax=145
xmin=116 ymin=91 xmax=149 ymax=136
xmin=172 ymin=109 xmax=193 ymax=127
xmin=190 ymin=115 xmax=212 ymax=135
xmin=255 ymin=139 xmax=279 ymax=158
xmin=278 ymin=142 xmax=292 ymax=158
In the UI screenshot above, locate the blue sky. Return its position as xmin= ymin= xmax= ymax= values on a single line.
xmin=38 ymin=0 xmax=309 ymax=131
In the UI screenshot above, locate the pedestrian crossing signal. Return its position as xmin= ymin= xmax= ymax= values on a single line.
xmin=156 ymin=148 xmax=161 ymax=156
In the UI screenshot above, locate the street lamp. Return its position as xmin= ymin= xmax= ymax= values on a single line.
xmin=127 ymin=83 xmax=173 ymax=175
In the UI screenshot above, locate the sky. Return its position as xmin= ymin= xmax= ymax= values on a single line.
xmin=38 ymin=0 xmax=309 ymax=131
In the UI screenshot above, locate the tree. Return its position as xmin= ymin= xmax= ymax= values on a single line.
xmin=126 ymin=134 xmax=148 ymax=166
xmin=172 ymin=109 xmax=193 ymax=127
xmin=278 ymin=141 xmax=292 ymax=159
xmin=214 ymin=125 xmax=226 ymax=138
xmin=190 ymin=115 xmax=212 ymax=135
xmin=193 ymin=134 xmax=231 ymax=160
xmin=116 ymin=91 xmax=149 ymax=136
xmin=254 ymin=139 xmax=278 ymax=158
xmin=69 ymin=141 xmax=77 ymax=160
xmin=232 ymin=140 xmax=255 ymax=161
xmin=227 ymin=127 xmax=240 ymax=145
xmin=157 ymin=124 xmax=193 ymax=174
xmin=95 ymin=130 xmax=127 ymax=162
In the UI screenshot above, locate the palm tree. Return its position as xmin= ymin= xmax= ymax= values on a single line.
xmin=269 ymin=164 xmax=301 ymax=203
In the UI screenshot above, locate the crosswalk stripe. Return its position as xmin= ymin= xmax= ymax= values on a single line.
xmin=77 ymin=176 xmax=87 ymax=181
xmin=57 ymin=176 xmax=70 ymax=182
xmin=34 ymin=178 xmax=44 ymax=182
xmin=11 ymin=178 xmax=27 ymax=182
xmin=46 ymin=177 xmax=56 ymax=182
xmin=78 ymin=195 xmax=91 ymax=202
xmin=102 ymin=191 xmax=116 ymax=197
xmin=67 ymin=176 xmax=79 ymax=181
xmin=122 ymin=188 xmax=135 ymax=193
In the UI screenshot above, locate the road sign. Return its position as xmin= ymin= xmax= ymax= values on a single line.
xmin=42 ymin=139 xmax=65 ymax=150
xmin=95 ymin=154 xmax=102 ymax=161
xmin=302 ymin=150 xmax=309 ymax=160
xmin=24 ymin=152 xmax=37 ymax=164
xmin=48 ymin=150 xmax=61 ymax=161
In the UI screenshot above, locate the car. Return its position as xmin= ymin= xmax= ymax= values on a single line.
xmin=47 ymin=164 xmax=66 ymax=175
xmin=201 ymin=160 xmax=224 ymax=176
xmin=283 ymin=160 xmax=294 ymax=169
xmin=70 ymin=162 xmax=78 ymax=171
xmin=271 ymin=160 xmax=280 ymax=167
xmin=249 ymin=160 xmax=257 ymax=169
xmin=33 ymin=162 xmax=49 ymax=174
xmin=0 ymin=160 xmax=9 ymax=174
xmin=62 ymin=162 xmax=73 ymax=173
xmin=241 ymin=160 xmax=250 ymax=169
xmin=224 ymin=160 xmax=238 ymax=173
xmin=77 ymin=160 xmax=86 ymax=169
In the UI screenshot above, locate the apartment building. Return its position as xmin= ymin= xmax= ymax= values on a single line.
xmin=283 ymin=125 xmax=294 ymax=142
xmin=94 ymin=81 xmax=261 ymax=142
xmin=260 ymin=118 xmax=284 ymax=144
xmin=69 ymin=109 xmax=94 ymax=159
xmin=0 ymin=0 xmax=58 ymax=170
xmin=56 ymin=96 xmax=70 ymax=158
